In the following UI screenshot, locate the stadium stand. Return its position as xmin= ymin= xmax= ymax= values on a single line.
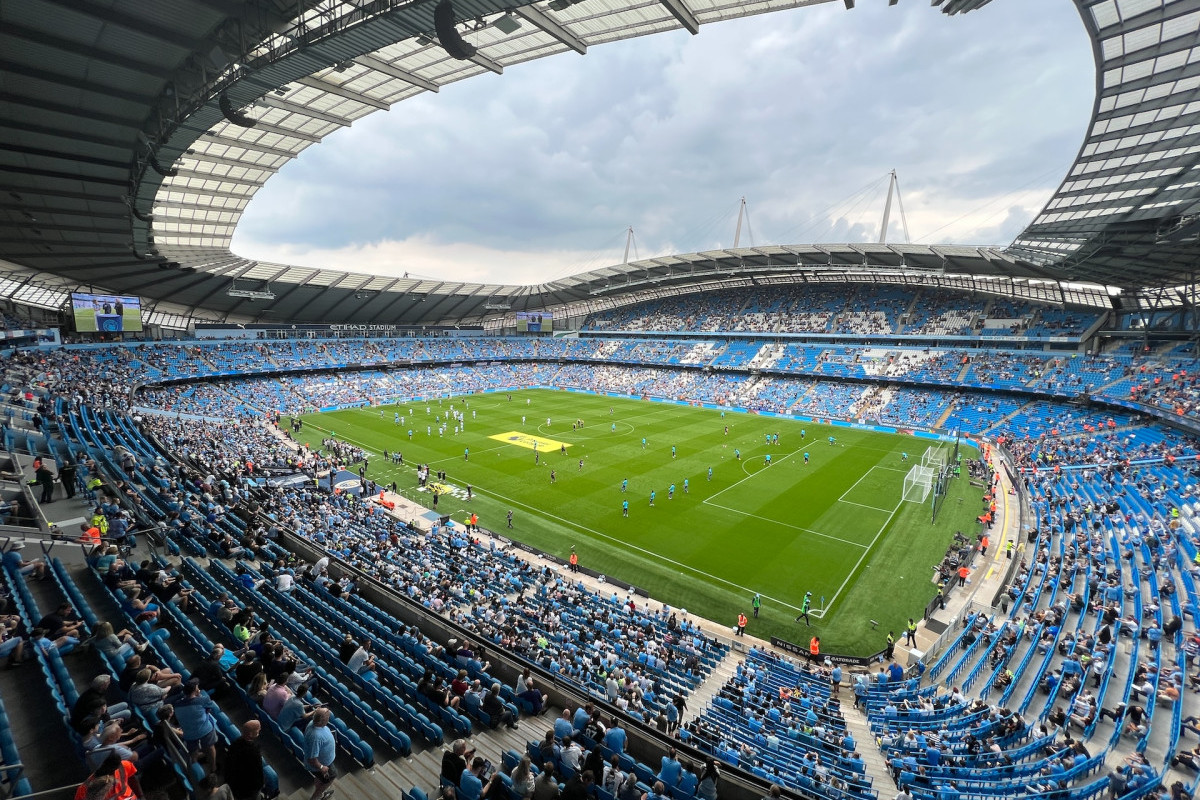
xmin=2 ymin=285 xmax=1200 ymax=800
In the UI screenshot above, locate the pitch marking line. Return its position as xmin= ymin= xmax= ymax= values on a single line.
xmin=810 ymin=495 xmax=905 ymax=619
xmin=839 ymin=500 xmax=895 ymax=512
xmin=836 ymin=465 xmax=902 ymax=513
xmin=701 ymin=501 xmax=869 ymax=549
xmin=303 ymin=421 xmax=807 ymax=613
xmin=704 ymin=446 xmax=805 ymax=505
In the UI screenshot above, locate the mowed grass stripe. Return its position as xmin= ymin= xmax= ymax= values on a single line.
xmin=299 ymin=389 xmax=984 ymax=654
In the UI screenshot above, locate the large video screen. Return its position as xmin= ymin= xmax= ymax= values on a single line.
xmin=70 ymin=292 xmax=142 ymax=333
xmin=516 ymin=311 xmax=552 ymax=333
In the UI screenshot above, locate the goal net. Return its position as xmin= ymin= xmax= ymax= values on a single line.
xmin=903 ymin=465 xmax=935 ymax=504
xmin=921 ymin=445 xmax=947 ymax=472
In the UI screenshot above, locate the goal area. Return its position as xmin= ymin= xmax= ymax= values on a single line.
xmin=902 ymin=464 xmax=935 ymax=504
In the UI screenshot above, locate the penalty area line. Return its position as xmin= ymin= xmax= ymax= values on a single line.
xmin=701 ymin=501 xmax=871 ymax=550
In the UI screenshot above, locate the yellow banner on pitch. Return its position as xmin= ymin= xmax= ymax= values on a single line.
xmin=488 ymin=431 xmax=570 ymax=452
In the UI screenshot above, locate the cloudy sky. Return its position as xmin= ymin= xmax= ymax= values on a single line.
xmin=233 ymin=0 xmax=1095 ymax=286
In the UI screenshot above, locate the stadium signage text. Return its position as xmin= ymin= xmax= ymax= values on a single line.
xmin=329 ymin=324 xmax=400 ymax=331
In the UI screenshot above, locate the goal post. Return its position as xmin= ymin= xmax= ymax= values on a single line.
xmin=921 ymin=445 xmax=947 ymax=472
xmin=902 ymin=465 xmax=935 ymax=504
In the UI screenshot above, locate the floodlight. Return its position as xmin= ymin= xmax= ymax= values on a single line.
xmin=227 ymin=288 xmax=276 ymax=300
xmin=494 ymin=13 xmax=522 ymax=34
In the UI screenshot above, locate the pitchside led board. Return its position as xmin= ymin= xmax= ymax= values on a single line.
xmin=515 ymin=311 xmax=552 ymax=333
xmin=70 ymin=292 xmax=143 ymax=333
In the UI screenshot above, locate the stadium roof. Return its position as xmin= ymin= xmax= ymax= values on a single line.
xmin=0 ymin=0 xmax=1197 ymax=326
xmin=1009 ymin=0 xmax=1200 ymax=286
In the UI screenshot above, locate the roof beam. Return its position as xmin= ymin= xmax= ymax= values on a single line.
xmin=262 ymin=271 xmax=322 ymax=310
xmin=197 ymin=133 xmax=300 ymax=160
xmin=0 ymin=120 xmax=131 ymax=153
xmin=2 ymin=187 xmax=126 ymax=206
xmin=352 ymin=55 xmax=440 ymax=93
xmin=153 ymin=185 xmax=254 ymax=203
xmin=241 ymin=120 xmax=323 ymax=144
xmin=1093 ymin=0 xmax=1200 ymax=38
xmin=296 ymin=76 xmax=390 ymax=110
xmin=0 ymin=203 xmax=127 ymax=222
xmin=0 ymin=240 xmax=129 ymax=251
xmin=259 ymin=95 xmax=353 ymax=126
xmin=513 ymin=5 xmax=587 ymax=54
xmin=215 ymin=262 xmax=259 ymax=278
xmin=0 ymin=24 xmax=165 ymax=78
xmin=151 ymin=199 xmax=248 ymax=213
xmin=182 ymin=116 xmax=322 ymax=144
xmin=37 ymin=0 xmax=201 ymax=50
xmin=176 ymin=150 xmax=280 ymax=172
xmin=0 ymin=59 xmax=156 ymax=105
xmin=658 ymin=0 xmax=699 ymax=34
xmin=170 ymin=169 xmax=267 ymax=188
xmin=0 ymin=221 xmax=126 ymax=237
xmin=0 ymin=164 xmax=127 ymax=187
xmin=0 ymin=143 xmax=127 ymax=171
xmin=319 ymin=288 xmax=367 ymax=322
xmin=0 ymin=91 xmax=139 ymax=128
xmin=469 ymin=51 xmax=504 ymax=75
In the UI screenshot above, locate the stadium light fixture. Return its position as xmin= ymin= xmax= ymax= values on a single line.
xmin=843 ymin=0 xmax=854 ymax=8
xmin=416 ymin=33 xmax=434 ymax=46
xmin=494 ymin=13 xmax=522 ymax=34
xmin=227 ymin=288 xmax=276 ymax=300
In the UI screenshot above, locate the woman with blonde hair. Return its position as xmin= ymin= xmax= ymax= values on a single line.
xmin=248 ymin=671 xmax=269 ymax=703
xmin=92 ymin=621 xmax=144 ymax=661
xmin=510 ymin=755 xmax=535 ymax=799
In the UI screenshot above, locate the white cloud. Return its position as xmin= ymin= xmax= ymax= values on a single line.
xmin=239 ymin=234 xmax=622 ymax=285
xmin=233 ymin=0 xmax=1095 ymax=284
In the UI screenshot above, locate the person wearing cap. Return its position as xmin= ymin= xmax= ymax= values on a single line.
xmin=796 ymin=592 xmax=812 ymax=625
xmin=752 ymin=594 xmax=761 ymax=618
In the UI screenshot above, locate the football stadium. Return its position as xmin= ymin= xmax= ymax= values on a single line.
xmin=0 ymin=1 xmax=1199 ymax=800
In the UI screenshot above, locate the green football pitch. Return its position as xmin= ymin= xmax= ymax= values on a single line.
xmin=296 ymin=388 xmax=985 ymax=655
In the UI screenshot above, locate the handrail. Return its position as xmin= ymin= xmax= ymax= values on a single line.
xmin=3 ymin=782 xmax=82 ymax=800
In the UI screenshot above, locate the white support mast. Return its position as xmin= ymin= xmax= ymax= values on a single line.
xmin=622 ymin=227 xmax=638 ymax=264
xmin=878 ymin=170 xmax=911 ymax=244
xmin=733 ymin=196 xmax=747 ymax=248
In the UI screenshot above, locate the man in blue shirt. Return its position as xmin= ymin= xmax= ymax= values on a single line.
xmin=554 ymin=709 xmax=575 ymax=741
xmin=458 ymin=757 xmax=492 ymax=800
xmin=305 ymin=708 xmax=337 ymax=800
xmin=173 ymin=679 xmax=220 ymax=770
xmin=573 ymin=702 xmax=593 ymax=733
xmin=278 ymin=684 xmax=315 ymax=731
xmin=657 ymin=747 xmax=682 ymax=786
xmin=604 ymin=719 xmax=627 ymax=754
